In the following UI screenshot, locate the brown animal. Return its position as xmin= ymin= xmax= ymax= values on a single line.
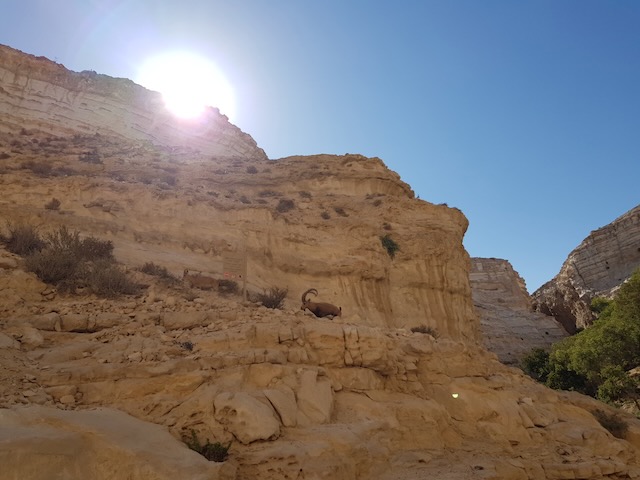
xmin=301 ymin=288 xmax=342 ymax=318
xmin=183 ymin=269 xmax=219 ymax=290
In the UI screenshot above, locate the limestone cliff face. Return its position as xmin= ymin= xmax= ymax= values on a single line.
xmin=0 ymin=44 xmax=266 ymax=160
xmin=471 ymin=258 xmax=568 ymax=364
xmin=532 ymin=205 xmax=640 ymax=332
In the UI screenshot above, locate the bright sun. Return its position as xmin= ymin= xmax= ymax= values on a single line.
xmin=136 ymin=51 xmax=236 ymax=120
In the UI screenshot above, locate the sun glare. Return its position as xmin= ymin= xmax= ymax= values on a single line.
xmin=136 ymin=51 xmax=236 ymax=120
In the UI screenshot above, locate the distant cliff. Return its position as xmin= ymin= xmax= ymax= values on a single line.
xmin=532 ymin=205 xmax=640 ymax=332
xmin=471 ymin=258 xmax=567 ymax=363
xmin=0 ymin=44 xmax=266 ymax=160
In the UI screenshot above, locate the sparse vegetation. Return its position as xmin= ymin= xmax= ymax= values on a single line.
xmin=0 ymin=152 xmax=10 ymax=159
xmin=592 ymin=409 xmax=628 ymax=438
xmin=380 ymin=234 xmax=399 ymax=259
xmin=218 ymin=279 xmax=239 ymax=295
xmin=276 ymin=198 xmax=295 ymax=213
xmin=373 ymin=199 xmax=383 ymax=207
xmin=1 ymin=223 xmax=47 ymax=256
xmin=253 ymin=286 xmax=288 ymax=309
xmin=411 ymin=325 xmax=439 ymax=338
xmin=321 ymin=211 xmax=331 ymax=220
xmin=138 ymin=262 xmax=179 ymax=284
xmin=3 ymin=224 xmax=140 ymax=297
xmin=246 ymin=165 xmax=258 ymax=174
xmin=22 ymin=160 xmax=53 ymax=177
xmin=298 ymin=191 xmax=312 ymax=199
xmin=259 ymin=189 xmax=279 ymax=198
xmin=184 ymin=430 xmax=231 ymax=462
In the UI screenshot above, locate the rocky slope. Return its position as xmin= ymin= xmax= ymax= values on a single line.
xmin=2 ymin=45 xmax=640 ymax=479
xmin=532 ymin=205 xmax=640 ymax=332
xmin=470 ymin=258 xmax=568 ymax=364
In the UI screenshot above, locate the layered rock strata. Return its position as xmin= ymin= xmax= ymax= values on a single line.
xmin=0 ymin=44 xmax=266 ymax=160
xmin=532 ymin=205 xmax=640 ymax=332
xmin=1 ymin=269 xmax=639 ymax=479
xmin=471 ymin=258 xmax=568 ymax=363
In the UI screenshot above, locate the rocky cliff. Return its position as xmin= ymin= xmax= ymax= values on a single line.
xmin=471 ymin=258 xmax=568 ymax=364
xmin=0 ymin=44 xmax=266 ymax=160
xmin=532 ymin=205 xmax=640 ymax=332
xmin=2 ymin=45 xmax=640 ymax=479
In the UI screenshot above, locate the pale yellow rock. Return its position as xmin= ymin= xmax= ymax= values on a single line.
xmin=214 ymin=392 xmax=281 ymax=444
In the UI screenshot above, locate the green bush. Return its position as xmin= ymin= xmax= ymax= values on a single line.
xmin=253 ymin=287 xmax=288 ymax=309
xmin=523 ymin=268 xmax=640 ymax=405
xmin=520 ymin=348 xmax=552 ymax=383
xmin=380 ymin=234 xmax=399 ymax=259
xmin=184 ymin=430 xmax=231 ymax=462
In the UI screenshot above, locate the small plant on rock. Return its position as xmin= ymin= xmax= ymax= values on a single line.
xmin=184 ymin=430 xmax=231 ymax=462
xmin=380 ymin=234 xmax=399 ymax=259
xmin=138 ymin=262 xmax=179 ymax=283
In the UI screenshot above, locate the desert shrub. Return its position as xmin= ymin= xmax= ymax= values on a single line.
xmin=411 ymin=325 xmax=439 ymax=338
xmin=0 ymin=152 xmax=10 ymax=159
xmin=218 ymin=279 xmax=239 ymax=295
xmin=45 ymin=198 xmax=61 ymax=210
xmin=1 ymin=223 xmax=46 ymax=255
xmin=321 ymin=211 xmax=331 ymax=220
xmin=25 ymin=248 xmax=80 ymax=287
xmin=85 ymin=259 xmax=141 ymax=297
xmin=253 ymin=286 xmax=288 ymax=309
xmin=373 ymin=199 xmax=383 ymax=207
xmin=298 ymin=191 xmax=312 ymax=199
xmin=333 ymin=206 xmax=348 ymax=217
xmin=592 ymin=409 xmax=628 ymax=438
xmin=258 ymin=190 xmax=279 ymax=197
xmin=179 ymin=341 xmax=194 ymax=351
xmin=590 ymin=297 xmax=612 ymax=314
xmin=184 ymin=430 xmax=231 ymax=462
xmin=138 ymin=262 xmax=179 ymax=283
xmin=383 ymin=222 xmax=392 ymax=231
xmin=239 ymin=195 xmax=251 ymax=204
xmin=246 ymin=165 xmax=258 ymax=174
xmin=276 ymin=199 xmax=295 ymax=213
xmin=380 ymin=234 xmax=399 ymax=259
xmin=46 ymin=226 xmax=113 ymax=261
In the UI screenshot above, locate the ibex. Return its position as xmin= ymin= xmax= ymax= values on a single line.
xmin=183 ymin=269 xmax=219 ymax=290
xmin=301 ymin=288 xmax=342 ymax=318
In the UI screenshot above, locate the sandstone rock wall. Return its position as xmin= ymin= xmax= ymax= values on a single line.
xmin=532 ymin=205 xmax=640 ymax=332
xmin=471 ymin=258 xmax=568 ymax=364
xmin=1 ymin=274 xmax=639 ymax=479
xmin=0 ymin=44 xmax=266 ymax=160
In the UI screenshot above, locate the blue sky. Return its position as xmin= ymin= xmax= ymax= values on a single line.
xmin=2 ymin=1 xmax=639 ymax=292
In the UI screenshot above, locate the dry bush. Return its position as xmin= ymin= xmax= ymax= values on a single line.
xmin=321 ymin=211 xmax=331 ymax=220
xmin=276 ymin=199 xmax=295 ymax=213
xmin=1 ymin=223 xmax=46 ymax=255
xmin=0 ymin=152 xmax=10 ymax=160
xmin=184 ymin=430 xmax=231 ymax=462
xmin=333 ymin=206 xmax=348 ymax=217
xmin=86 ymin=259 xmax=141 ymax=298
xmin=298 ymin=191 xmax=312 ymax=199
xmin=25 ymin=249 xmax=80 ymax=287
xmin=246 ymin=165 xmax=258 ymax=174
xmin=138 ymin=262 xmax=179 ymax=283
xmin=252 ymin=286 xmax=288 ymax=309
xmin=22 ymin=160 xmax=53 ymax=177
xmin=218 ymin=279 xmax=239 ymax=295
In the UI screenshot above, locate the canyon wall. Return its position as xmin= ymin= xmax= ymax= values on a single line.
xmin=471 ymin=258 xmax=568 ymax=364
xmin=0 ymin=44 xmax=266 ymax=160
xmin=532 ymin=205 xmax=640 ymax=332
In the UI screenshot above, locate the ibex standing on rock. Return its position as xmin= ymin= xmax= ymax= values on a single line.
xmin=301 ymin=288 xmax=342 ymax=318
xmin=183 ymin=269 xmax=219 ymax=290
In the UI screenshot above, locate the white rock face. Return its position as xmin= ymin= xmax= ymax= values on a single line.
xmin=532 ymin=204 xmax=640 ymax=331
xmin=471 ymin=258 xmax=568 ymax=363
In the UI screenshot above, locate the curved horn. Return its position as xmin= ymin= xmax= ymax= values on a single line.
xmin=301 ymin=288 xmax=318 ymax=303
